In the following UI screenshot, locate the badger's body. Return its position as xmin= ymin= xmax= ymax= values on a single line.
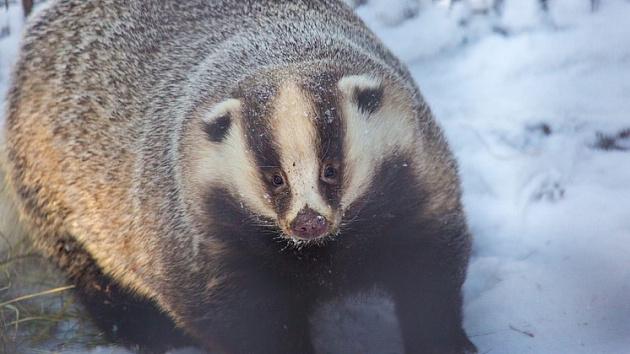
xmin=4 ymin=1 xmax=475 ymax=353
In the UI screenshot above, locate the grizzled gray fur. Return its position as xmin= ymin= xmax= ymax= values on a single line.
xmin=3 ymin=1 xmax=476 ymax=353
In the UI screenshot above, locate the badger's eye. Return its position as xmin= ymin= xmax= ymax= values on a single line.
xmin=324 ymin=166 xmax=336 ymax=178
xmin=272 ymin=174 xmax=285 ymax=187
xmin=321 ymin=164 xmax=339 ymax=184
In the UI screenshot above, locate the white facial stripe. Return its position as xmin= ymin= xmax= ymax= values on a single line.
xmin=224 ymin=121 xmax=277 ymax=218
xmin=272 ymin=82 xmax=333 ymax=221
xmin=191 ymin=99 xmax=275 ymax=219
xmin=339 ymin=75 xmax=416 ymax=209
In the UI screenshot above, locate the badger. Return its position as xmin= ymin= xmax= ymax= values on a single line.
xmin=3 ymin=0 xmax=476 ymax=353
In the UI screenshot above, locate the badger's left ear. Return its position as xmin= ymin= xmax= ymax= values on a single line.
xmin=201 ymin=98 xmax=241 ymax=143
xmin=338 ymin=75 xmax=383 ymax=115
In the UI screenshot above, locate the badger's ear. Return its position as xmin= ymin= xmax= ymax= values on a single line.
xmin=338 ymin=75 xmax=383 ymax=115
xmin=202 ymin=98 xmax=241 ymax=143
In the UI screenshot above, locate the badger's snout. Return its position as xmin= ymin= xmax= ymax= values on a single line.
xmin=290 ymin=207 xmax=329 ymax=240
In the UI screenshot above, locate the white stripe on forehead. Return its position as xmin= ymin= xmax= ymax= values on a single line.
xmin=271 ymin=82 xmax=332 ymax=220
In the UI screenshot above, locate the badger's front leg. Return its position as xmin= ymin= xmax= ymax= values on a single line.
xmin=383 ymin=239 xmax=477 ymax=354
xmin=171 ymin=268 xmax=315 ymax=354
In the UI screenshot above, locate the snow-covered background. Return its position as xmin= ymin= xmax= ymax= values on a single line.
xmin=2 ymin=0 xmax=630 ymax=353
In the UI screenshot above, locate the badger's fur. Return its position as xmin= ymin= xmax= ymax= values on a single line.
xmin=4 ymin=0 xmax=476 ymax=353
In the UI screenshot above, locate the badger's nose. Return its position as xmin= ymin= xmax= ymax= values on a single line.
xmin=290 ymin=208 xmax=329 ymax=240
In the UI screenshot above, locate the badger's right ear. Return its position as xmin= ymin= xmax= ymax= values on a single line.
xmin=338 ymin=75 xmax=384 ymax=116
xmin=202 ymin=98 xmax=241 ymax=143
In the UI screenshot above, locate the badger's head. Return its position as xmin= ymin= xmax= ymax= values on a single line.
xmin=183 ymin=68 xmax=457 ymax=247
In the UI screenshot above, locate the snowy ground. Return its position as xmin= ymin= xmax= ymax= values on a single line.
xmin=2 ymin=0 xmax=630 ymax=353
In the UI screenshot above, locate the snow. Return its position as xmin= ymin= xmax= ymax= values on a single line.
xmin=0 ymin=4 xmax=24 ymax=121
xmin=2 ymin=0 xmax=630 ymax=353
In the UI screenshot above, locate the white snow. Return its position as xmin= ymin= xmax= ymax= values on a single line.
xmin=2 ymin=0 xmax=630 ymax=353
xmin=0 ymin=4 xmax=24 ymax=119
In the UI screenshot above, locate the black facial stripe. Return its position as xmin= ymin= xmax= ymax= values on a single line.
xmin=302 ymin=71 xmax=345 ymax=208
xmin=236 ymin=83 xmax=292 ymax=217
xmin=355 ymin=86 xmax=383 ymax=115
xmin=204 ymin=187 xmax=280 ymax=253
xmin=343 ymin=154 xmax=424 ymax=237
xmin=203 ymin=114 xmax=232 ymax=143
